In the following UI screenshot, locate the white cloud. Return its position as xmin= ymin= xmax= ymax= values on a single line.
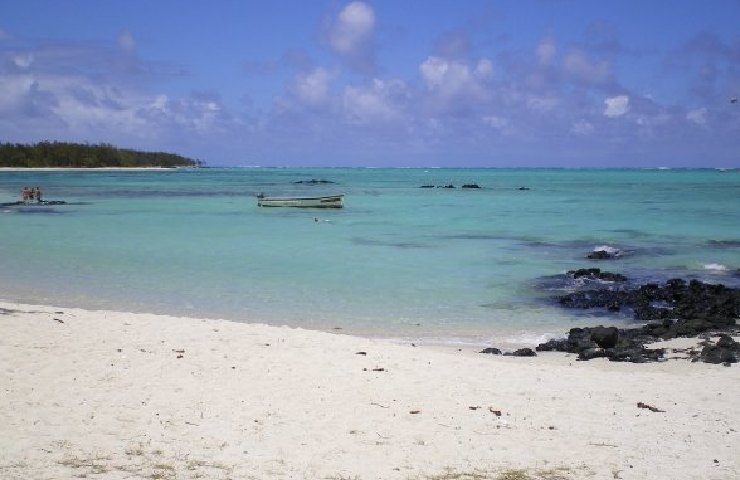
xmin=604 ymin=95 xmax=629 ymax=117
xmin=290 ymin=67 xmax=334 ymax=108
xmin=686 ymin=108 xmax=708 ymax=126
xmin=342 ymin=78 xmax=406 ymax=125
xmin=0 ymin=74 xmax=36 ymax=113
xmin=475 ymin=59 xmax=494 ymax=79
xmin=327 ymin=1 xmax=375 ymax=72
xmin=150 ymin=94 xmax=168 ymax=111
xmin=0 ymin=69 xmax=233 ymax=143
xmin=420 ymin=56 xmax=491 ymax=100
xmin=536 ymin=36 xmax=556 ymax=65
xmin=564 ymin=50 xmax=609 ymax=84
xmin=571 ymin=120 xmax=594 ymax=135
xmin=117 ymin=31 xmax=136 ymax=53
xmin=13 ymin=53 xmax=34 ymax=69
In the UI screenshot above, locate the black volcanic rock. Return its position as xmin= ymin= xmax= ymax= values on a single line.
xmin=506 ymin=348 xmax=537 ymax=357
xmin=479 ymin=347 xmax=502 ymax=355
xmin=294 ymin=179 xmax=336 ymax=184
xmin=590 ymin=326 xmax=619 ymax=349
xmin=542 ymin=275 xmax=740 ymax=364
xmin=701 ymin=335 xmax=740 ymax=364
xmin=587 ymin=250 xmax=614 ymax=260
xmin=568 ymin=268 xmax=628 ymax=282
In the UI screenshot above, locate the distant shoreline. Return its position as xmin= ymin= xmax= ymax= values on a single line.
xmin=0 ymin=167 xmax=195 ymax=172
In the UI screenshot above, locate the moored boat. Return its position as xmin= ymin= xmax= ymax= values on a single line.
xmin=256 ymin=193 xmax=344 ymax=208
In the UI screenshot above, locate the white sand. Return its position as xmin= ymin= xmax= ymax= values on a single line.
xmin=1 ymin=301 xmax=738 ymax=480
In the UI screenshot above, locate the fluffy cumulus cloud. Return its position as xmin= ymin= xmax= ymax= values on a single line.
xmin=289 ymin=67 xmax=335 ymax=109
xmin=603 ymin=94 xmax=630 ymax=117
xmin=0 ymin=38 xmax=234 ymax=155
xmin=342 ymin=78 xmax=407 ymax=125
xmin=3 ymin=4 xmax=739 ymax=167
xmin=326 ymin=1 xmax=376 ymax=73
xmin=12 ymin=52 xmax=34 ymax=69
xmin=419 ymin=56 xmax=493 ymax=113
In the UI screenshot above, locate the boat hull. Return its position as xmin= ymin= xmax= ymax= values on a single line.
xmin=257 ymin=195 xmax=344 ymax=208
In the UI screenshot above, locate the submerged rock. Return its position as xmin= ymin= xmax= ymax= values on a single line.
xmin=293 ymin=179 xmax=336 ymax=184
xmin=587 ymin=245 xmax=622 ymax=260
xmin=568 ymin=268 xmax=628 ymax=282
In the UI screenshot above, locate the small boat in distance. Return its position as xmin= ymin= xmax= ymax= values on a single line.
xmin=256 ymin=193 xmax=344 ymax=208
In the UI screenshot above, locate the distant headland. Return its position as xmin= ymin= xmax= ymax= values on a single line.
xmin=0 ymin=142 xmax=202 ymax=168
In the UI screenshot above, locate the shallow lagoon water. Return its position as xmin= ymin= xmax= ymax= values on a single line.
xmin=1 ymin=168 xmax=738 ymax=346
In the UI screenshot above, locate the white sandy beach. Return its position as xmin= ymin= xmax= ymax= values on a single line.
xmin=1 ymin=301 xmax=738 ymax=480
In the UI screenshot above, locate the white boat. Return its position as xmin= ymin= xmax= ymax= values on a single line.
xmin=256 ymin=193 xmax=344 ymax=208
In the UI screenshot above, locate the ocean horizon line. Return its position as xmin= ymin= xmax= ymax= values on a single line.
xmin=211 ymin=165 xmax=739 ymax=171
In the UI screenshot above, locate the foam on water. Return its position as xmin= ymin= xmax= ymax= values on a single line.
xmin=703 ymin=263 xmax=729 ymax=273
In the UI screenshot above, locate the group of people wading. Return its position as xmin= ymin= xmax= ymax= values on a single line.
xmin=21 ymin=186 xmax=43 ymax=202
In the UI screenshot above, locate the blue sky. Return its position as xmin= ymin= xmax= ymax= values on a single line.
xmin=1 ymin=0 xmax=739 ymax=167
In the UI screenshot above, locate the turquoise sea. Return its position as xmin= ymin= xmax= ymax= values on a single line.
xmin=1 ymin=168 xmax=738 ymax=347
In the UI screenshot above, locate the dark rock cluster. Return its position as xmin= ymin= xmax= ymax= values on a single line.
xmin=587 ymin=250 xmax=618 ymax=260
xmin=701 ymin=335 xmax=740 ymax=364
xmin=557 ymin=277 xmax=737 ymax=327
xmin=478 ymin=347 xmax=537 ymax=357
xmin=538 ymin=276 xmax=739 ymax=364
xmin=568 ymin=268 xmax=628 ymax=282
xmin=293 ymin=179 xmax=335 ymax=184
xmin=535 ymin=326 xmax=666 ymax=363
